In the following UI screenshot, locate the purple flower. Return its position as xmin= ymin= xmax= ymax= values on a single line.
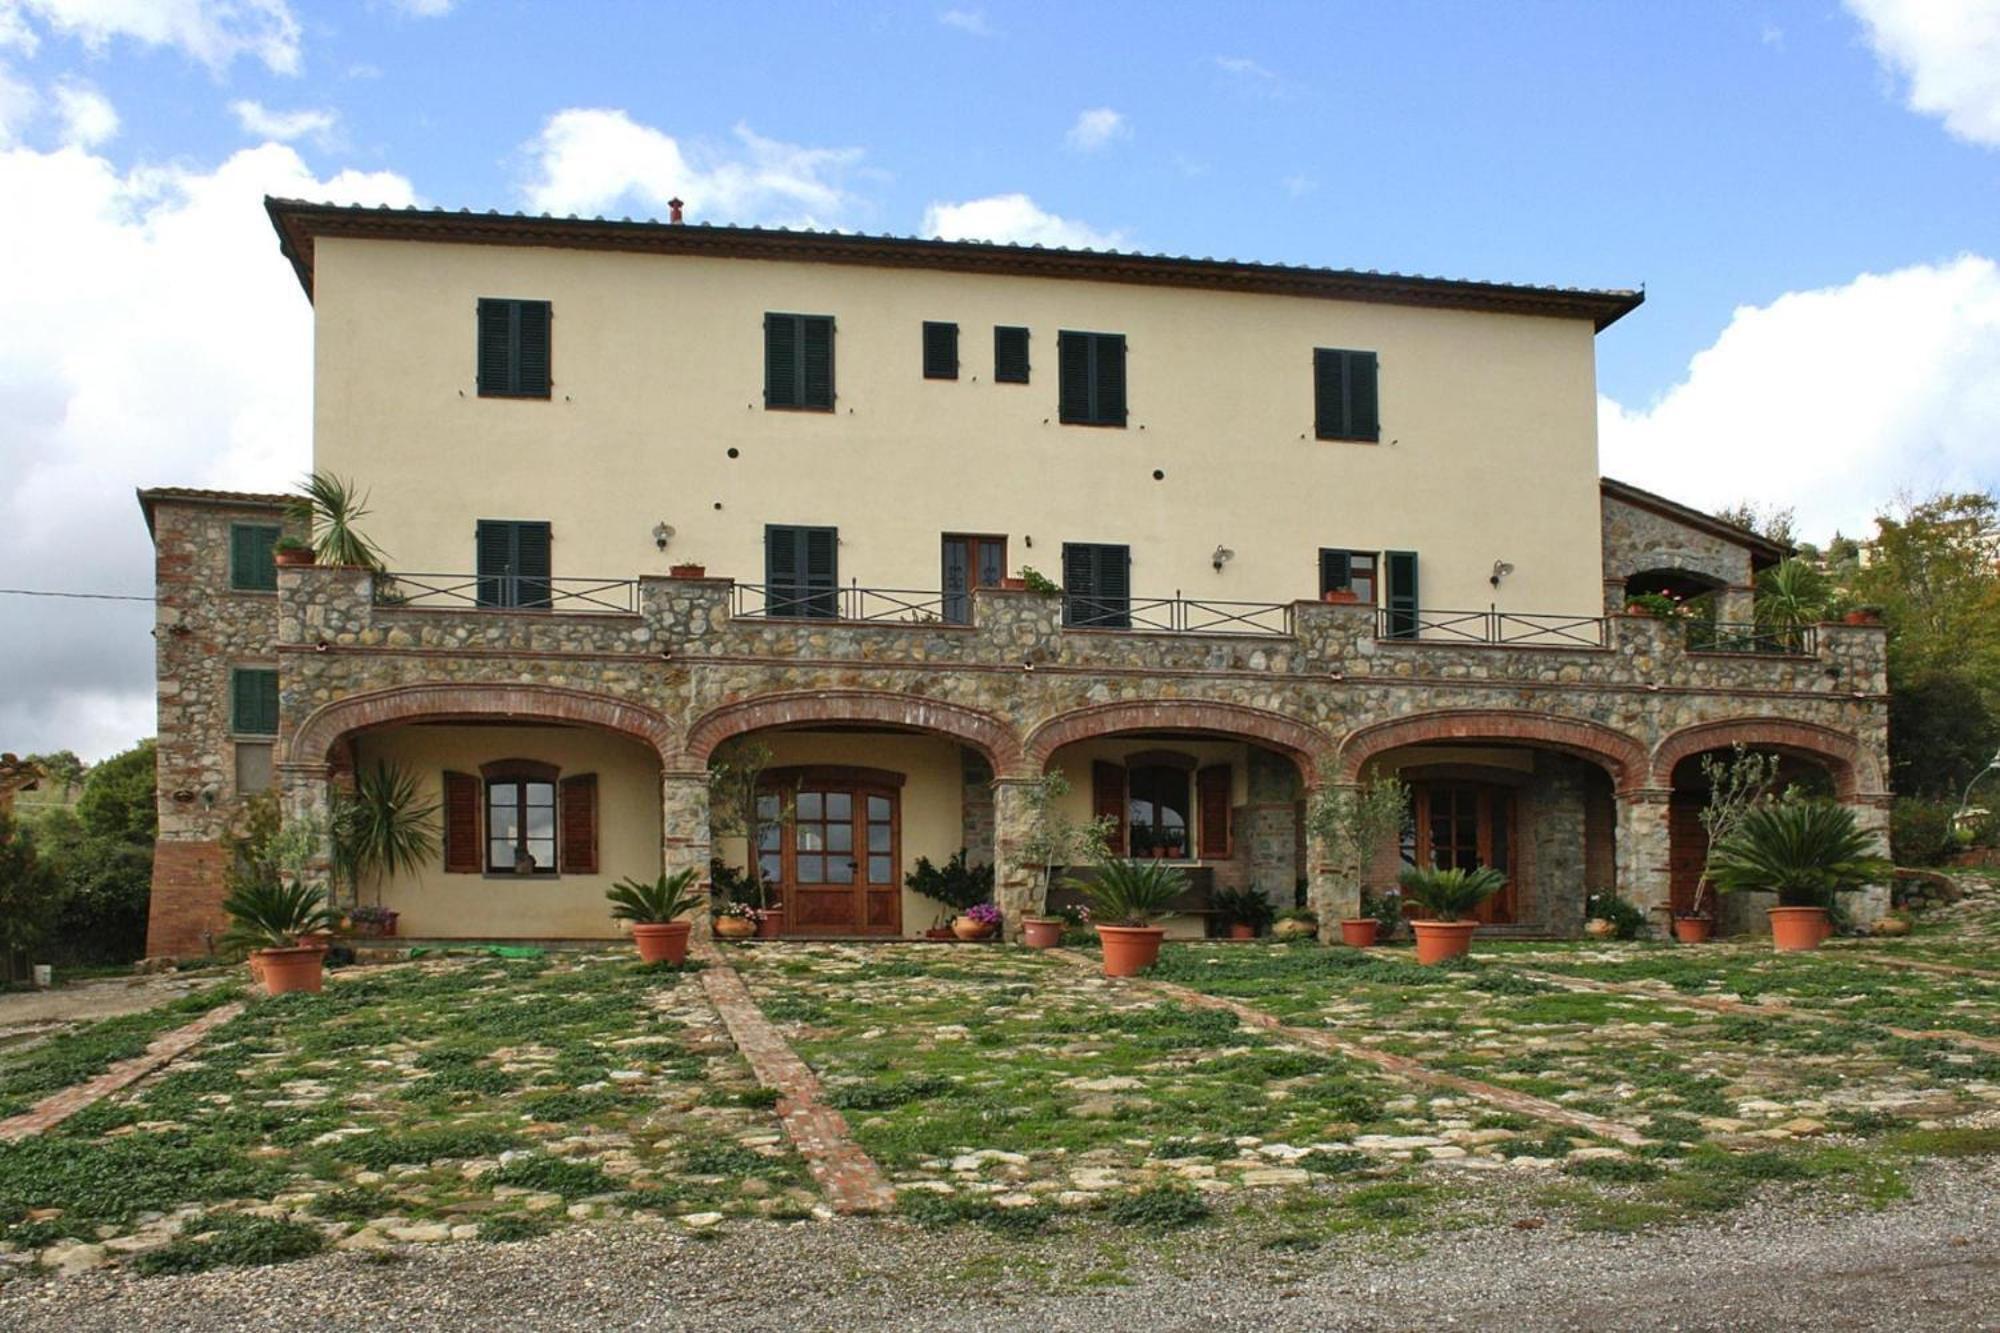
xmin=964 ymin=903 xmax=1003 ymax=927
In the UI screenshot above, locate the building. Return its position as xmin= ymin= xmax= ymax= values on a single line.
xmin=137 ymin=200 xmax=1890 ymax=955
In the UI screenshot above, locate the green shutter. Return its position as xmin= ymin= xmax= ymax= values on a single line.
xmin=232 ymin=668 xmax=279 ymax=736
xmin=764 ymin=314 xmax=799 ymax=407
xmin=801 ymin=316 xmax=835 ymax=407
xmin=1094 ymin=334 xmax=1127 ymax=425
xmin=477 ymin=299 xmax=551 ymax=398
xmin=1385 ymin=551 xmax=1420 ymax=639
xmin=1314 ymin=348 xmax=1379 ymax=440
xmin=1058 ymin=332 xmax=1092 ymax=422
xmin=994 ymin=326 xmax=1030 ymax=383
xmin=516 ymin=300 xmax=551 ymax=397
xmin=1061 ymin=542 xmax=1129 ymax=628
xmin=1319 ymin=549 xmax=1351 ymax=595
xmin=476 ymin=520 xmax=552 ymax=608
xmin=922 ymin=321 xmax=959 ymax=379
xmin=230 ymin=524 xmax=278 ymax=591
xmin=1347 ymin=350 xmax=1379 ymax=441
xmin=766 ymin=525 xmax=837 ymax=618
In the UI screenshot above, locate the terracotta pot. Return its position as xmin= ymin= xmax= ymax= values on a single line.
xmin=1321 ymin=588 xmax=1360 ymax=604
xmin=1227 ymin=923 xmax=1256 ymax=940
xmin=1673 ymin=917 xmax=1714 ymax=944
xmin=1096 ymin=924 xmax=1167 ymax=977
xmin=247 ymin=953 xmax=267 ymax=986
xmin=1273 ymin=917 xmax=1316 ymax=941
xmin=714 ymin=916 xmax=757 ymax=940
xmin=1768 ymin=906 xmax=1829 ymax=952
xmin=1842 ymin=610 xmax=1881 ymax=626
xmin=1583 ymin=918 xmax=1618 ymax=940
xmin=669 ymin=564 xmax=707 ymax=579
xmin=923 ymin=927 xmax=956 ymax=941
xmin=953 ymin=917 xmax=997 ymax=941
xmin=756 ymin=906 xmax=784 ymax=940
xmin=1872 ymin=916 xmax=1912 ymax=937
xmin=273 ymin=546 xmax=316 ymax=567
xmin=999 ymin=577 xmax=1029 ymax=591
xmin=1411 ymin=919 xmax=1478 ymax=965
xmin=256 ymin=946 xmax=325 ymax=996
xmin=297 ymin=930 xmax=335 ymax=952
xmin=1021 ymin=919 xmax=1063 ymax=949
xmin=631 ymin=921 xmax=692 ymax=965
xmin=1339 ymin=918 xmax=1379 ymax=948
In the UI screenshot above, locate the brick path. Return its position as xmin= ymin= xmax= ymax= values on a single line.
xmin=693 ymin=941 xmax=895 ymax=1214
xmin=0 ymin=1001 xmax=246 ymax=1144
xmin=1825 ymin=949 xmax=2000 ymax=983
xmin=1045 ymin=950 xmax=1649 ymax=1148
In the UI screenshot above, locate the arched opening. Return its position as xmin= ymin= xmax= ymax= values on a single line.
xmin=1623 ymin=565 xmax=1726 ymax=607
xmin=1665 ymin=743 xmax=1846 ymax=936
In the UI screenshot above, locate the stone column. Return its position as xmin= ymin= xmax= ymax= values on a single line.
xmin=277 ymin=762 xmax=337 ymax=900
xmin=1614 ymin=788 xmax=1673 ymax=931
xmin=990 ymin=775 xmax=1042 ymax=942
xmin=661 ymin=768 xmax=713 ymax=941
xmin=1304 ymin=783 xmax=1360 ymax=942
xmin=1244 ymin=749 xmax=1301 ymax=908
xmin=1849 ymin=798 xmax=1893 ymax=927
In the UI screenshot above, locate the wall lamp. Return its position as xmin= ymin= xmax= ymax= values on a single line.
xmin=1212 ymin=545 xmax=1235 ymax=572
xmin=652 ymin=522 xmax=677 ymax=552
xmin=1490 ymin=560 xmax=1515 ymax=588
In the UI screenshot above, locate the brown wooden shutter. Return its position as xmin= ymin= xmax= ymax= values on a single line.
xmin=1092 ymin=761 xmax=1128 ymax=856
xmin=559 ymin=773 xmax=598 ymax=875
xmin=1197 ymin=765 xmax=1232 ymax=859
xmin=443 ymin=771 xmax=481 ymax=874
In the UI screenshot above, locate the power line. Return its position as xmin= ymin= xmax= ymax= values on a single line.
xmin=0 ymin=588 xmax=156 ymax=603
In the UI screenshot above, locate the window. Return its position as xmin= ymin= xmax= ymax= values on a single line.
xmin=1319 ymin=549 xmax=1378 ymax=605
xmin=1128 ymin=765 xmax=1191 ymax=859
xmin=994 ymin=326 xmax=1030 ymax=383
xmin=1313 ymin=347 xmax=1379 ymax=442
xmin=476 ymin=298 xmax=552 ymax=398
xmin=1057 ymin=330 xmax=1126 ymax=426
xmin=442 ymin=761 xmax=599 ymax=876
xmin=765 ymin=524 xmax=838 ymax=618
xmin=234 ymin=742 xmax=274 ymax=795
xmin=1384 ymin=550 xmax=1420 ymax=638
xmin=764 ymin=312 xmax=835 ymax=410
xmin=1091 ymin=755 xmax=1231 ymax=860
xmin=475 ymin=520 xmax=552 ymax=609
xmin=229 ymin=523 xmax=280 ymax=592
xmin=487 ymin=774 xmax=557 ymax=875
xmin=230 ymin=668 xmax=278 ymax=736
xmin=941 ymin=534 xmax=1007 ymax=625
xmin=1061 ymin=542 xmax=1130 ymax=628
xmin=922 ymin=321 xmax=959 ymax=379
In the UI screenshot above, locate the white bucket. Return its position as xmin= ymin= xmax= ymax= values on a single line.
xmin=31 ymin=964 xmax=53 ymax=988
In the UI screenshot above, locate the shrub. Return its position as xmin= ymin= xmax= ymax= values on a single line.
xmin=903 ymin=850 xmax=995 ymax=922
xmin=1710 ymin=800 xmax=1891 ymax=907
xmin=1890 ymin=799 xmax=1956 ymax=867
xmin=1584 ymin=888 xmax=1646 ymax=939
xmin=1210 ymin=885 xmax=1276 ymax=933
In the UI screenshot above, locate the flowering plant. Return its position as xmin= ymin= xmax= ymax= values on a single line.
xmin=348 ymin=904 xmax=397 ymax=926
xmin=1059 ymin=904 xmax=1091 ymax=926
xmin=961 ymin=902 xmax=1002 ymax=929
xmin=715 ymin=901 xmax=757 ymax=921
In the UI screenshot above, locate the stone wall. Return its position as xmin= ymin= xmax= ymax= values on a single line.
xmin=1600 ymin=492 xmax=1758 ymax=621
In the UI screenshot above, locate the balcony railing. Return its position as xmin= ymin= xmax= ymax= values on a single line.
xmin=374 ymin=572 xmax=640 ymax=615
xmin=730 ymin=583 xmax=957 ymax=625
xmin=1065 ymin=593 xmax=1294 ymax=636
xmin=1686 ymin=621 xmax=1818 ymax=656
xmin=1375 ymin=607 xmax=1610 ymax=648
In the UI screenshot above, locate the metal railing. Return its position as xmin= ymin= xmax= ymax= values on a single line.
xmin=373 ymin=572 xmax=640 ymax=615
xmin=1065 ymin=593 xmax=1294 ymax=636
xmin=1686 ymin=621 xmax=1818 ymax=656
xmin=1374 ymin=607 xmax=1609 ymax=648
xmin=730 ymin=583 xmax=957 ymax=625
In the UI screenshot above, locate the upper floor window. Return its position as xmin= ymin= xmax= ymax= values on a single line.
xmin=1383 ymin=550 xmax=1421 ymax=638
xmin=476 ymin=520 xmax=552 ymax=609
xmin=230 ymin=667 xmax=279 ymax=736
xmin=994 ymin=326 xmax=1030 ymax=383
xmin=1319 ymin=549 xmax=1378 ymax=605
xmin=922 ymin=321 xmax=959 ymax=380
xmin=442 ymin=762 xmax=599 ymax=876
xmin=477 ymin=298 xmax=552 ymax=399
xmin=765 ymin=313 xmax=835 ymax=410
xmin=1313 ymin=347 xmax=1378 ymax=442
xmin=230 ymin=523 xmax=280 ymax=592
xmin=1061 ymin=541 xmax=1130 ymax=628
xmin=766 ymin=524 xmax=839 ymax=618
xmin=1058 ymin=330 xmax=1126 ymax=426
xmin=941 ymin=534 xmax=1007 ymax=625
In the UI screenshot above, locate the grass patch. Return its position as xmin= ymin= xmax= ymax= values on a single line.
xmin=1102 ymin=1183 xmax=1211 ymax=1230
xmin=478 ymin=1214 xmax=554 ymax=1243
xmin=132 ymin=1214 xmax=326 ymax=1275
xmin=488 ymin=1155 xmax=618 ymax=1198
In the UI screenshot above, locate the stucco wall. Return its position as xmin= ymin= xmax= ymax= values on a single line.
xmin=311 ymin=237 xmax=1607 ymax=620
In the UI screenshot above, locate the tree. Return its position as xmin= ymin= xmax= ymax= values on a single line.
xmin=0 ymin=814 xmax=60 ymax=981
xmin=75 ymin=740 xmax=157 ymax=844
xmin=706 ymin=741 xmax=791 ymax=911
xmin=1714 ymin=500 xmax=1798 ymax=549
xmin=23 ymin=750 xmax=84 ymax=798
xmin=1888 ymin=672 xmax=2000 ymax=801
xmin=36 ymin=739 xmax=157 ymax=965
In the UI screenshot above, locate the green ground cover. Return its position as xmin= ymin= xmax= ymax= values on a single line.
xmin=0 ymin=985 xmax=241 ymax=1120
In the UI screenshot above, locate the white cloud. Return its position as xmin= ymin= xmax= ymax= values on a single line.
xmin=0 ymin=138 xmax=414 ymax=760
xmin=0 ymin=63 xmax=35 ymax=143
xmin=392 ymin=0 xmax=454 ymax=15
xmin=1846 ymin=0 xmax=2000 ymax=147
xmin=1064 ymin=106 xmax=1127 ymax=153
xmin=1599 ymin=256 xmax=2000 ymax=542
xmin=938 ymin=7 xmax=992 ymax=36
xmin=51 ymin=78 xmax=115 ymax=146
xmin=1214 ymin=54 xmax=1291 ymax=97
xmin=921 ymin=193 xmax=1124 ymax=250
xmin=1280 ymin=172 xmax=1315 ymax=198
xmin=1 ymin=0 xmax=302 ymax=74
xmin=520 ymin=109 xmax=864 ymax=228
xmin=229 ymin=97 xmax=335 ymax=144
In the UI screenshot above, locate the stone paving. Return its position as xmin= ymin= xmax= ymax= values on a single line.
xmin=0 ymin=1003 xmax=245 ymax=1144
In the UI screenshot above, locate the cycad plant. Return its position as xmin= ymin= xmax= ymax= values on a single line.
xmin=1754 ymin=558 xmax=1830 ymax=647
xmin=221 ymin=879 xmax=335 ymax=952
xmin=290 ymin=472 xmax=387 ymax=570
xmin=332 ymin=762 xmax=439 ymax=903
xmin=606 ymin=867 xmax=704 ymax=924
xmin=1066 ymin=856 xmax=1187 ymax=927
xmin=1395 ymin=865 xmax=1507 ymax=923
xmin=1708 ymin=799 xmax=1889 ymax=908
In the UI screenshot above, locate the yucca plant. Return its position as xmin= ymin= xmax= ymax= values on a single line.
xmin=606 ymin=867 xmax=704 ymax=924
xmin=1065 ymin=856 xmax=1188 ymax=927
xmin=221 ymin=879 xmax=335 ymax=952
xmin=1709 ymin=799 xmax=1889 ymax=908
xmin=290 ymin=472 xmax=387 ymax=571
xmin=1754 ymin=557 xmax=1831 ymax=637
xmin=1396 ymin=865 xmax=1507 ymax=922
xmin=332 ymin=762 xmax=439 ymax=902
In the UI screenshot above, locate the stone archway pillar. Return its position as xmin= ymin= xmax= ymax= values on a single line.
xmin=1848 ymin=798 xmax=1893 ymax=926
xmin=1304 ymin=783 xmax=1360 ymax=943
xmin=1614 ymin=788 xmax=1673 ymax=929
xmin=277 ymin=761 xmax=338 ymax=902
xmin=661 ymin=768 xmax=713 ymax=942
xmin=990 ymin=776 xmax=1042 ymax=942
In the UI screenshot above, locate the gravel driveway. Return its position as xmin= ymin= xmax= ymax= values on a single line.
xmin=4 ymin=1158 xmax=1993 ymax=1331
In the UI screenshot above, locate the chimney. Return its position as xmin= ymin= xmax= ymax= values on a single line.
xmin=668 ymin=197 xmax=684 ymax=224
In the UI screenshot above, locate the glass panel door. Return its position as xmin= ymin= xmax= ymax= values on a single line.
xmin=942 ymin=535 xmax=1007 ymax=625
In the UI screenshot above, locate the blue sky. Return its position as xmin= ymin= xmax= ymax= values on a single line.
xmin=1 ymin=0 xmax=1997 ymax=758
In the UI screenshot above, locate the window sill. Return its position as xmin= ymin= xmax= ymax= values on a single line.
xmin=226 ymin=587 xmax=280 ymax=597
xmin=764 ymin=403 xmax=836 ymax=413
xmin=482 ymin=872 xmax=563 ymax=881
xmin=476 ymin=390 xmax=553 ymax=401
xmin=1314 ymin=433 xmax=1380 ymax=444
xmin=1057 ymin=418 xmax=1127 ymax=428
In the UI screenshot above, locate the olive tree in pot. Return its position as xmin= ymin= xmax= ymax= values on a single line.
xmin=1396 ymin=866 xmax=1507 ymax=964
xmin=1306 ymin=772 xmax=1412 ymax=947
xmin=223 ymin=879 xmax=337 ymax=995
xmin=607 ymin=867 xmax=704 ymax=964
xmin=1709 ymin=798 xmax=1889 ymax=952
xmin=1015 ymin=770 xmax=1115 ymax=947
xmin=1682 ymin=745 xmax=1780 ymax=942
xmin=707 ymin=742 xmax=791 ymax=937
xmin=1067 ymin=856 xmax=1187 ymax=976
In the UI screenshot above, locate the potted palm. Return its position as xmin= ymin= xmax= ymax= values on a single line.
xmin=1066 ymin=856 xmax=1186 ymax=976
xmin=607 ymin=867 xmax=703 ymax=964
xmin=1211 ymin=885 xmax=1275 ymax=940
xmin=223 ymin=879 xmax=336 ymax=995
xmin=1709 ymin=799 xmax=1889 ymax=952
xmin=289 ymin=472 xmax=387 ymax=570
xmin=1397 ymin=866 xmax=1506 ymax=964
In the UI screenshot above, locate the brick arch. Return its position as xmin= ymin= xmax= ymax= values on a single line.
xmin=1652 ymin=718 xmax=1874 ymax=801
xmin=1024 ymin=700 xmax=1331 ymax=779
xmin=1338 ymin=708 xmax=1649 ymax=792
xmin=681 ymin=691 xmax=1025 ymax=772
xmin=286 ymin=683 xmax=680 ymax=767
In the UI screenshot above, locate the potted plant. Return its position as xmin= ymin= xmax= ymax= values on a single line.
xmin=1841 ymin=604 xmax=1884 ymax=626
xmin=707 ymin=743 xmax=790 ymax=935
xmin=1306 ymin=773 xmax=1412 ymax=947
xmin=1623 ymin=591 xmax=1682 ymax=619
xmin=223 ymin=879 xmax=336 ymax=995
xmin=288 ymin=472 xmax=388 ymax=570
xmin=1320 ymin=587 xmax=1361 ymax=605
xmin=953 ymin=902 xmax=1002 ymax=941
xmin=906 ymin=850 xmax=995 ymax=937
xmin=346 ymin=904 xmax=399 ymax=938
xmin=607 ymin=867 xmax=703 ymax=964
xmin=669 ymin=561 xmax=707 ymax=579
xmin=1066 ymin=856 xmax=1186 ymax=976
xmin=1346 ymin=887 xmax=1401 ymax=947
xmin=273 ymin=536 xmax=316 ymax=568
xmin=1397 ymin=866 xmax=1506 ymax=964
xmin=329 ymin=761 xmax=438 ymax=926
xmin=1015 ymin=567 xmax=1062 ymax=595
xmin=1681 ymin=746 xmax=1779 ymax=945
xmin=713 ymin=901 xmax=758 ymax=941
xmin=1273 ymin=907 xmax=1318 ymax=941
xmin=1021 ymin=914 xmax=1065 ymax=948
xmin=1709 ymin=798 xmax=1889 ymax=952
xmin=1013 ymin=770 xmax=1116 ymax=942
xmin=1211 ymin=885 xmax=1275 ymax=940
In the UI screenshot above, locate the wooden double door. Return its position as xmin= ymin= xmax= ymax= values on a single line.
xmin=1407 ymin=781 xmax=1518 ymax=924
xmin=760 ymin=778 xmax=902 ymax=935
